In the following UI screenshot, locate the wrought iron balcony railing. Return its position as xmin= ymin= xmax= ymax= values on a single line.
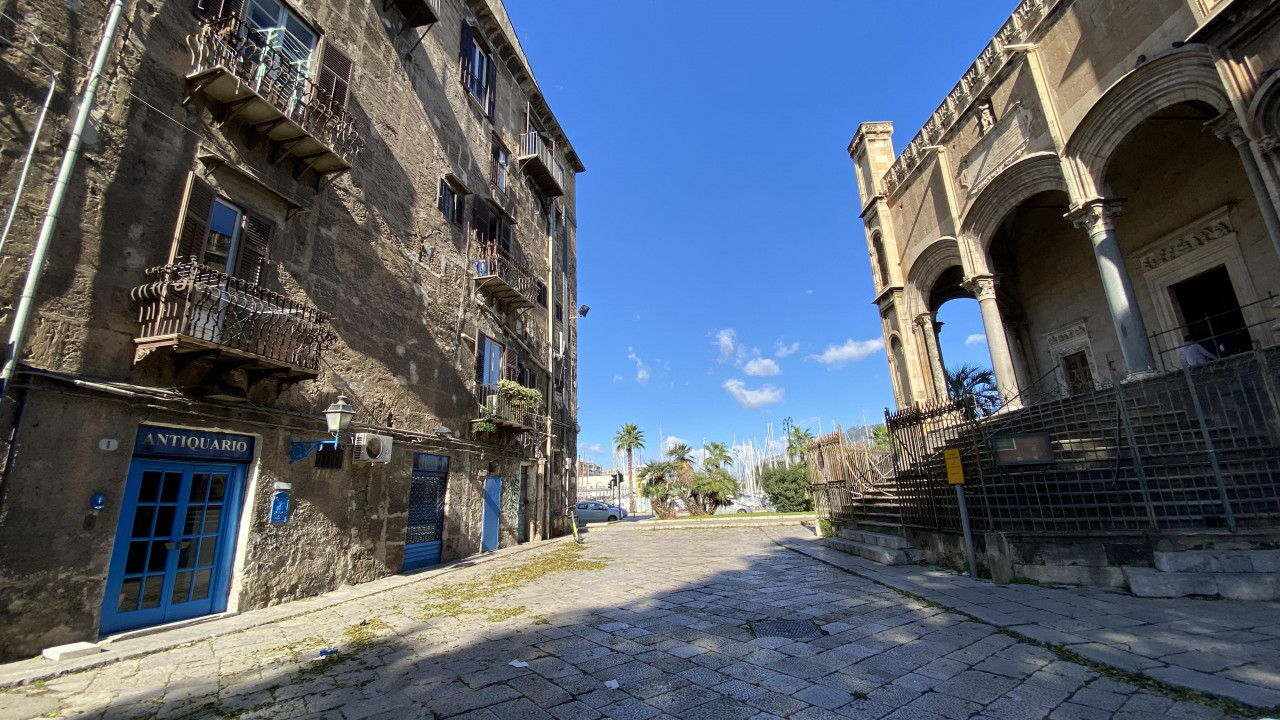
xmin=186 ymin=13 xmax=362 ymax=174
xmin=474 ymin=385 xmax=534 ymax=432
xmin=473 ymin=243 xmax=539 ymax=311
xmin=131 ymin=259 xmax=334 ymax=378
xmin=518 ymin=131 xmax=566 ymax=197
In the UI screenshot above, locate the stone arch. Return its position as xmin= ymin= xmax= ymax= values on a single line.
xmin=960 ymin=152 xmax=1068 ymax=251
xmin=888 ymin=333 xmax=912 ymax=406
xmin=1247 ymin=71 xmax=1280 ymax=142
xmin=871 ymin=230 xmax=890 ymax=288
xmin=903 ymin=236 xmax=964 ymax=319
xmin=1063 ymin=45 xmax=1232 ymax=199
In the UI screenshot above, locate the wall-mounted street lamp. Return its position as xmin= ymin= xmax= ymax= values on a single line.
xmin=324 ymin=394 xmax=356 ymax=441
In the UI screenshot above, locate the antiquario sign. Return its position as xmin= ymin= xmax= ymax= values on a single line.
xmin=134 ymin=425 xmax=255 ymax=462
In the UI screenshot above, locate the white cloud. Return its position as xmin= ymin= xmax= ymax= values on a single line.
xmin=662 ymin=435 xmax=688 ymax=452
xmin=807 ymin=338 xmax=885 ymax=368
xmin=612 ymin=375 xmax=624 ymax=383
xmin=627 ymin=347 xmax=651 ymax=385
xmin=714 ymin=328 xmax=736 ymax=363
xmin=723 ymin=378 xmax=784 ymax=409
xmin=584 ymin=443 xmax=603 ymax=455
xmin=775 ymin=341 xmax=800 ymax=357
xmin=965 ymin=333 xmax=987 ymax=347
xmin=743 ymin=357 xmax=781 ymax=376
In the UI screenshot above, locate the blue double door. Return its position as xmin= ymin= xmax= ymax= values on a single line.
xmin=100 ymin=460 xmax=246 ymax=634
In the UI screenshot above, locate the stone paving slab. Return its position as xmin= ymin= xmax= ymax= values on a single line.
xmin=0 ymin=526 xmax=1262 ymax=720
xmin=762 ymin=526 xmax=1280 ymax=710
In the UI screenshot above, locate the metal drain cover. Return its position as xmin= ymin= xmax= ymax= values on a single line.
xmin=751 ymin=620 xmax=822 ymax=639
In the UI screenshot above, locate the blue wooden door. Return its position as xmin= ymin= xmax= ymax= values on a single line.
xmin=481 ymin=476 xmax=502 ymax=552
xmin=100 ymin=460 xmax=245 ymax=634
xmin=403 ymin=468 xmax=448 ymax=570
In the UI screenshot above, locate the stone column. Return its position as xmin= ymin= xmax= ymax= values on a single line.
xmin=1068 ymin=199 xmax=1156 ymax=376
xmin=914 ymin=312 xmax=949 ymax=400
xmin=1209 ymin=116 xmax=1280 ymax=264
xmin=963 ymin=275 xmax=1020 ymax=405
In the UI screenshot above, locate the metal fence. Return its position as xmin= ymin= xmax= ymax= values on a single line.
xmin=877 ymin=348 xmax=1280 ymax=535
xmin=807 ymin=428 xmax=894 ymax=525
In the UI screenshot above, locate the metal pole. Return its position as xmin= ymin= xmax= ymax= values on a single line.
xmin=0 ymin=0 xmax=127 ymax=404
xmin=955 ymin=484 xmax=978 ymax=579
xmin=1183 ymin=365 xmax=1237 ymax=532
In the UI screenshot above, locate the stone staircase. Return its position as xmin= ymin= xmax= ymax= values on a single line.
xmin=1123 ymin=549 xmax=1280 ymax=600
xmin=824 ymin=526 xmax=922 ymax=565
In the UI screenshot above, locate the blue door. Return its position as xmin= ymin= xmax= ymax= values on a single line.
xmin=404 ymin=454 xmax=449 ymax=571
xmin=100 ymin=460 xmax=245 ymax=634
xmin=481 ymin=476 xmax=502 ymax=552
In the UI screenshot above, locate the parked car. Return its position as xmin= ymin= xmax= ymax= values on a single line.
xmin=714 ymin=498 xmax=752 ymax=515
xmin=575 ymin=500 xmax=627 ymax=523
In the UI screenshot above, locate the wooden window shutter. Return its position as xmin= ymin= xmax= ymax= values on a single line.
xmin=504 ymin=345 xmax=518 ymax=382
xmin=437 ymin=179 xmax=448 ymax=213
xmin=475 ymin=332 xmax=487 ymax=385
xmin=171 ymin=173 xmax=217 ymax=263
xmin=234 ymin=211 xmax=274 ymax=284
xmin=485 ymin=51 xmax=497 ymax=120
xmin=192 ymin=0 xmax=243 ymax=20
xmin=497 ymin=216 xmax=512 ymax=252
xmin=316 ymin=41 xmax=354 ymax=115
xmin=459 ymin=23 xmax=474 ymax=86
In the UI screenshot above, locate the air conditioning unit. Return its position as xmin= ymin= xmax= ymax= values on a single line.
xmin=352 ymin=433 xmax=393 ymax=463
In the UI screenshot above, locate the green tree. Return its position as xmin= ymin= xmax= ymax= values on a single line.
xmin=689 ymin=467 xmax=740 ymax=514
xmin=614 ymin=424 xmax=645 ymax=514
xmin=945 ymin=363 xmax=1000 ymax=416
xmin=702 ymin=441 xmax=732 ymax=472
xmin=760 ymin=463 xmax=812 ymax=513
xmin=787 ymin=425 xmax=814 ymax=462
xmin=639 ymin=460 xmax=680 ymax=519
xmin=871 ymin=425 xmax=891 ymax=449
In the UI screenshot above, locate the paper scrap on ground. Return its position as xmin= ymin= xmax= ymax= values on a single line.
xmin=604 ymin=680 xmax=619 ymax=689
xmin=508 ymin=660 xmax=529 ymax=668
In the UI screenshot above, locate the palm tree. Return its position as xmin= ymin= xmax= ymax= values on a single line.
xmin=787 ymin=425 xmax=814 ymax=463
xmin=665 ymin=442 xmax=694 ymax=466
xmin=639 ymin=460 xmax=680 ymax=519
xmin=614 ymin=424 xmax=645 ymax=514
xmin=945 ymin=363 xmax=1001 ymax=416
xmin=702 ymin=441 xmax=732 ymax=472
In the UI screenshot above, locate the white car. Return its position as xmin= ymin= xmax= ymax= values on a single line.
xmin=714 ymin=499 xmax=752 ymax=515
xmin=575 ymin=500 xmax=627 ymax=523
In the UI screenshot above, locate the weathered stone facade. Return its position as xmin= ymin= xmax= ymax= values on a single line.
xmin=0 ymin=0 xmax=582 ymax=659
xmin=850 ymin=0 xmax=1280 ymax=409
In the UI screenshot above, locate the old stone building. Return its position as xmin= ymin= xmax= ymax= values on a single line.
xmin=0 ymin=0 xmax=582 ymax=658
xmin=850 ymin=0 xmax=1280 ymax=409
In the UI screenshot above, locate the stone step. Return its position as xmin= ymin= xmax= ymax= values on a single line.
xmin=824 ymin=537 xmax=922 ymax=566
xmin=839 ymin=528 xmax=913 ymax=549
xmin=1123 ymin=567 xmax=1280 ymax=601
xmin=1154 ymin=549 xmax=1280 ymax=574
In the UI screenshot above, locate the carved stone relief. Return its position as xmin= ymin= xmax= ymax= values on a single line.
xmin=958 ymin=106 xmax=1033 ymax=197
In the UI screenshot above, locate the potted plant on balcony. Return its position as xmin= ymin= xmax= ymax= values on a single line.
xmin=498 ymin=379 xmax=542 ymax=424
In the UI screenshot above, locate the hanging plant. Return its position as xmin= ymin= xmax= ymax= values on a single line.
xmin=498 ymin=379 xmax=542 ymax=416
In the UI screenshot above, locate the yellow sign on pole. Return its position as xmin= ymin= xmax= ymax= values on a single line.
xmin=944 ymin=448 xmax=964 ymax=485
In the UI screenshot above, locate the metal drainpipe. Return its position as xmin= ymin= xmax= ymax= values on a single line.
xmin=0 ymin=0 xmax=127 ymax=405
xmin=0 ymin=37 xmax=59 ymax=258
xmin=545 ymin=195 xmax=556 ymax=540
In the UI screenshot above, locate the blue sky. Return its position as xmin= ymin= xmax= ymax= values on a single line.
xmin=503 ymin=0 xmax=1017 ymax=469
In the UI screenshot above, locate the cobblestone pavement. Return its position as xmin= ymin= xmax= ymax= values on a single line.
xmin=767 ymin=528 xmax=1280 ymax=710
xmin=0 ymin=525 xmax=1260 ymax=720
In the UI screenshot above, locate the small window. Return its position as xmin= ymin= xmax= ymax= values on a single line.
xmin=438 ymin=179 xmax=463 ymax=225
xmin=555 ymin=301 xmax=563 ymax=323
xmin=460 ymin=24 xmax=496 ymax=118
xmin=536 ymin=280 xmax=547 ymax=308
xmin=491 ymin=142 xmax=510 ymax=192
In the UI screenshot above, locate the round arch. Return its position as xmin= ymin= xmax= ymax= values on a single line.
xmin=1247 ymin=71 xmax=1280 ymax=140
xmin=1063 ymin=45 xmax=1232 ymax=199
xmin=960 ymin=152 xmax=1068 ymax=251
xmin=903 ymin=237 xmax=964 ymax=319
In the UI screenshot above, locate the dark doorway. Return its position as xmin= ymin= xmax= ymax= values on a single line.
xmin=1170 ymin=266 xmax=1250 ymax=358
xmin=1060 ymin=351 xmax=1093 ymax=395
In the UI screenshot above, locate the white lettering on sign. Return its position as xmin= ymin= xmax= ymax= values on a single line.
xmin=142 ymin=433 xmax=249 ymax=454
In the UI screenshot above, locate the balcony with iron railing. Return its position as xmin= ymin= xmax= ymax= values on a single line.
xmin=473 ymin=243 xmax=539 ymax=311
xmin=185 ymin=14 xmax=362 ymax=176
xmin=473 ymin=385 xmax=535 ymax=433
xmin=385 ymin=0 xmax=439 ymax=27
xmin=518 ymin=131 xmax=567 ymax=197
xmin=130 ymin=259 xmax=334 ymax=379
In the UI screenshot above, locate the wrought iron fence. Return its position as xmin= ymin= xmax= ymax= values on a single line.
xmin=187 ymin=13 xmax=363 ymax=164
xmin=879 ymin=348 xmax=1280 ymax=535
xmin=1149 ymin=292 xmax=1279 ymax=372
xmin=518 ymin=131 xmax=567 ymax=190
xmin=131 ymin=258 xmax=334 ymax=370
xmin=474 ymin=242 xmax=540 ymax=305
xmin=476 ymin=384 xmax=534 ymax=430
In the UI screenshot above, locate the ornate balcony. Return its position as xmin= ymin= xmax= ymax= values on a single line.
xmin=473 ymin=385 xmax=533 ymax=433
xmin=130 ymin=259 xmax=334 ymax=380
xmin=185 ymin=14 xmax=362 ymax=177
xmin=518 ymin=132 xmax=566 ymax=197
xmin=473 ymin=243 xmax=539 ymax=311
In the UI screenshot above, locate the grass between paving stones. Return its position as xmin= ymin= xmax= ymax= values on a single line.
xmin=766 ymin=530 xmax=1279 ymax=719
xmin=417 ymin=542 xmax=610 ymax=623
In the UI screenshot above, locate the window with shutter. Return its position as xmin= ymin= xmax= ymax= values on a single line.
xmin=235 ymin=212 xmax=274 ymax=284
xmin=474 ymin=332 xmax=488 ymax=386
xmin=504 ymin=346 xmax=518 ymax=383
xmin=459 ymin=22 xmax=474 ymax=87
xmin=484 ymin=50 xmax=497 ymax=120
xmin=172 ymin=174 xmax=217 ymax=263
xmin=472 ymin=201 xmax=492 ymax=245
xmin=192 ymin=0 xmax=244 ymax=20
xmin=316 ymin=41 xmax=354 ymax=115
xmin=438 ymin=179 xmax=463 ymax=225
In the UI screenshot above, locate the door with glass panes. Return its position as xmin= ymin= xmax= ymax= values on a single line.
xmin=100 ymin=460 xmax=245 ymax=634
